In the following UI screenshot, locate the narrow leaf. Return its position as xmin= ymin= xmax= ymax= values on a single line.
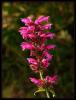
xmin=49 ymin=89 xmax=56 ymax=98
xmin=34 ymin=87 xmax=45 ymax=96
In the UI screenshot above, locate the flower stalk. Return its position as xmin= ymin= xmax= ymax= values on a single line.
xmin=46 ymin=89 xmax=50 ymax=98
xmin=39 ymin=70 xmax=43 ymax=80
xmin=19 ymin=15 xmax=58 ymax=98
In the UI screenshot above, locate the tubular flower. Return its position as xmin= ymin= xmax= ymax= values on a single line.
xmin=21 ymin=42 xmax=35 ymax=51
xmin=39 ymin=33 xmax=54 ymax=39
xmin=27 ymin=58 xmax=38 ymax=65
xmin=43 ymin=50 xmax=53 ymax=61
xmin=19 ymin=27 xmax=28 ymax=39
xmin=46 ymin=32 xmax=55 ymax=39
xmin=30 ymin=75 xmax=58 ymax=87
xmin=29 ymin=64 xmax=38 ymax=73
xmin=45 ymin=75 xmax=58 ymax=85
xmin=35 ymin=16 xmax=49 ymax=24
xmin=19 ymin=15 xmax=58 ymax=98
xmin=29 ymin=77 xmax=45 ymax=87
xmin=41 ymin=58 xmax=49 ymax=68
xmin=21 ymin=16 xmax=33 ymax=25
xmin=41 ymin=24 xmax=52 ymax=30
xmin=45 ymin=44 xmax=56 ymax=50
xmin=19 ymin=26 xmax=35 ymax=39
xmin=27 ymin=58 xmax=38 ymax=73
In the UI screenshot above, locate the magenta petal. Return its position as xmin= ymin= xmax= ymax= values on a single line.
xmin=19 ymin=31 xmax=28 ymax=39
xmin=21 ymin=17 xmax=32 ymax=25
xmin=19 ymin=27 xmax=28 ymax=39
xmin=46 ymin=33 xmax=55 ymax=39
xmin=37 ymin=44 xmax=45 ymax=51
xmin=39 ymin=33 xmax=46 ymax=38
xmin=28 ymin=34 xmax=36 ymax=39
xmin=45 ymin=75 xmax=58 ymax=85
xmin=29 ymin=78 xmax=44 ymax=87
xmin=50 ymin=75 xmax=58 ymax=84
xmin=46 ymin=52 xmax=53 ymax=61
xmin=43 ymin=51 xmax=53 ymax=61
xmin=35 ymin=16 xmax=44 ymax=24
xmin=46 ymin=44 xmax=56 ymax=50
xmin=45 ymin=76 xmax=50 ymax=81
xmin=27 ymin=26 xmax=35 ymax=33
xmin=19 ymin=27 xmax=27 ymax=34
xmin=35 ymin=16 xmax=50 ymax=24
xmin=27 ymin=58 xmax=38 ymax=72
xmin=42 ymin=58 xmax=49 ymax=68
xmin=19 ymin=26 xmax=35 ymax=34
xmin=37 ymin=16 xmax=45 ymax=20
xmin=27 ymin=58 xmax=37 ymax=65
xmin=21 ymin=42 xmax=35 ymax=51
xmin=42 ymin=24 xmax=52 ymax=30
xmin=29 ymin=77 xmax=38 ymax=84
xmin=19 ymin=26 xmax=27 ymax=30
xmin=29 ymin=64 xmax=38 ymax=72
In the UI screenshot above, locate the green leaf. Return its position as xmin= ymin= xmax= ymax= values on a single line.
xmin=34 ymin=87 xmax=45 ymax=96
xmin=49 ymin=89 xmax=56 ymax=98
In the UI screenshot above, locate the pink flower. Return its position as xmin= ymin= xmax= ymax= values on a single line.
xmin=46 ymin=44 xmax=56 ymax=50
xmin=19 ymin=26 xmax=35 ymax=33
xmin=35 ymin=16 xmax=49 ymax=24
xmin=19 ymin=26 xmax=27 ymax=31
xmin=29 ymin=75 xmax=58 ymax=87
xmin=37 ymin=79 xmax=45 ymax=87
xmin=27 ymin=58 xmax=38 ymax=72
xmin=21 ymin=42 xmax=35 ymax=51
xmin=46 ymin=32 xmax=55 ymax=39
xmin=37 ymin=44 xmax=45 ymax=51
xmin=43 ymin=51 xmax=53 ymax=61
xmin=19 ymin=16 xmax=58 ymax=91
xmin=39 ymin=33 xmax=46 ymax=38
xmin=41 ymin=58 xmax=49 ymax=68
xmin=19 ymin=27 xmax=28 ymax=39
xmin=41 ymin=24 xmax=52 ymax=30
xmin=21 ymin=17 xmax=33 ymax=25
xmin=27 ymin=58 xmax=37 ymax=65
xmin=28 ymin=34 xmax=36 ymax=39
xmin=30 ymin=77 xmax=39 ymax=84
xmin=45 ymin=75 xmax=58 ymax=85
xmin=29 ymin=64 xmax=38 ymax=73
xmin=19 ymin=26 xmax=36 ymax=39
xmin=38 ymin=32 xmax=46 ymax=42
xmin=30 ymin=77 xmax=45 ymax=87
xmin=27 ymin=26 xmax=35 ymax=33
xmin=38 ymin=32 xmax=55 ymax=41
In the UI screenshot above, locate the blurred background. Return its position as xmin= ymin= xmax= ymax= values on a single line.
xmin=2 ymin=1 xmax=75 ymax=98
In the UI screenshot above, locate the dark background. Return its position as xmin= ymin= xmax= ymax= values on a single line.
xmin=2 ymin=1 xmax=75 ymax=98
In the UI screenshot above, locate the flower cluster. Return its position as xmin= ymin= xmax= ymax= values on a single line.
xmin=30 ymin=75 xmax=58 ymax=87
xmin=19 ymin=15 xmax=58 ymax=98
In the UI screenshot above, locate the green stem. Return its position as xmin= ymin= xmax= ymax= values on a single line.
xmin=39 ymin=71 xmax=43 ymax=80
xmin=46 ymin=89 xmax=50 ymax=98
xmin=39 ymin=71 xmax=50 ymax=98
